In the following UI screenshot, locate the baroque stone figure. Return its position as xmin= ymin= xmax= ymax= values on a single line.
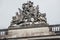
xmin=38 ymin=13 xmax=47 ymax=23
xmin=10 ymin=1 xmax=47 ymax=27
xmin=10 ymin=12 xmax=20 ymax=26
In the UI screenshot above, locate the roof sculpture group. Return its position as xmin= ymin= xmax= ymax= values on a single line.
xmin=10 ymin=1 xmax=47 ymax=27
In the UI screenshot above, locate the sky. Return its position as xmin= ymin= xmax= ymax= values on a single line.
xmin=0 ymin=0 xmax=60 ymax=29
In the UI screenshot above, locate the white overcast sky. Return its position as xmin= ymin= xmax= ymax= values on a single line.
xmin=0 ymin=0 xmax=60 ymax=29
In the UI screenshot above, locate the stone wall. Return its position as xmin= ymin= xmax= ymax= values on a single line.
xmin=7 ymin=27 xmax=52 ymax=38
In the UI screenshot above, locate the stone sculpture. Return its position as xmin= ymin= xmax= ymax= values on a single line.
xmin=10 ymin=1 xmax=47 ymax=27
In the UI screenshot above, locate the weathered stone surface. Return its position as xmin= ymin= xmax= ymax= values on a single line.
xmin=7 ymin=1 xmax=50 ymax=38
xmin=5 ymin=1 xmax=53 ymax=40
xmin=7 ymin=27 xmax=52 ymax=38
xmin=9 ymin=1 xmax=48 ymax=28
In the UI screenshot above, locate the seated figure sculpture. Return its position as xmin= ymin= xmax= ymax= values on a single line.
xmin=10 ymin=12 xmax=21 ymax=26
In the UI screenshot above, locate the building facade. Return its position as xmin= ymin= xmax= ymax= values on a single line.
xmin=0 ymin=1 xmax=60 ymax=40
